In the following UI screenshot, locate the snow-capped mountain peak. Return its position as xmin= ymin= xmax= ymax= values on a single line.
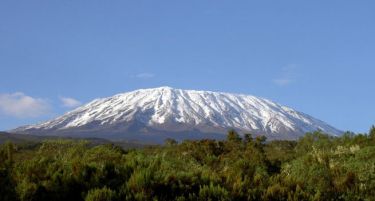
xmin=12 ymin=87 xmax=342 ymax=141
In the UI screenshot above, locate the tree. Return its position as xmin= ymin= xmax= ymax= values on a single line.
xmin=255 ymin=136 xmax=267 ymax=147
xmin=165 ymin=138 xmax=178 ymax=146
xmin=0 ymin=141 xmax=16 ymax=166
xmin=0 ymin=169 xmax=17 ymax=201
xmin=369 ymin=125 xmax=375 ymax=140
xmin=243 ymin=133 xmax=253 ymax=144
xmin=85 ymin=187 xmax=115 ymax=201
xmin=226 ymin=129 xmax=241 ymax=143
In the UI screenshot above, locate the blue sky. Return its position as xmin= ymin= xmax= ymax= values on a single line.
xmin=0 ymin=0 xmax=374 ymax=133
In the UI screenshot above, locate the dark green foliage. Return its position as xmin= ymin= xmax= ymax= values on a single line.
xmin=0 ymin=141 xmax=18 ymax=201
xmin=85 ymin=187 xmax=115 ymax=201
xmin=226 ymin=129 xmax=242 ymax=143
xmin=243 ymin=133 xmax=253 ymax=144
xmin=1 ymin=128 xmax=375 ymax=200
xmin=369 ymin=125 xmax=375 ymax=141
xmin=0 ymin=168 xmax=18 ymax=201
xmin=199 ymin=183 xmax=229 ymax=201
xmin=164 ymin=138 xmax=178 ymax=146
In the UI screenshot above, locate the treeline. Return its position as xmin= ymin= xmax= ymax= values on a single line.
xmin=1 ymin=127 xmax=375 ymax=201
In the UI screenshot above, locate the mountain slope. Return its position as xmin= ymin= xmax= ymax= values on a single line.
xmin=12 ymin=87 xmax=342 ymax=142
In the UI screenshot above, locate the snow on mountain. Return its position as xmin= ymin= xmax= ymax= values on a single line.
xmin=12 ymin=87 xmax=342 ymax=141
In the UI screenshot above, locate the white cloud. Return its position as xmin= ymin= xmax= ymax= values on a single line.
xmin=0 ymin=92 xmax=50 ymax=118
xmin=135 ymin=73 xmax=155 ymax=79
xmin=60 ymin=97 xmax=82 ymax=108
xmin=273 ymin=64 xmax=298 ymax=86
xmin=273 ymin=78 xmax=293 ymax=86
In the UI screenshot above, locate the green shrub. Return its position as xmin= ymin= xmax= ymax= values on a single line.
xmin=85 ymin=187 xmax=115 ymax=201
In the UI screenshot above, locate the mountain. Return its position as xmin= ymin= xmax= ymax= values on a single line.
xmin=11 ymin=87 xmax=342 ymax=142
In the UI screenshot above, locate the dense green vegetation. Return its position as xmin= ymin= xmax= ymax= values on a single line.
xmin=1 ymin=127 xmax=375 ymax=201
xmin=0 ymin=132 xmax=147 ymax=150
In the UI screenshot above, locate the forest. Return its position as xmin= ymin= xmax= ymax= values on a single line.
xmin=1 ymin=126 xmax=375 ymax=201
